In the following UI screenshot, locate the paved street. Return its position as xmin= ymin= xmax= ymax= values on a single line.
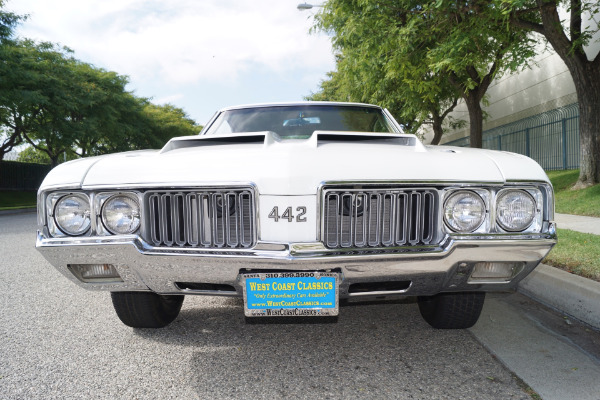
xmin=1 ymin=212 xmax=598 ymax=399
xmin=0 ymin=212 xmax=529 ymax=399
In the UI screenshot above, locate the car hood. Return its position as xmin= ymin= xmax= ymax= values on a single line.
xmin=40 ymin=132 xmax=549 ymax=195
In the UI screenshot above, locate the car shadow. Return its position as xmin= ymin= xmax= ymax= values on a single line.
xmin=132 ymin=296 xmax=526 ymax=399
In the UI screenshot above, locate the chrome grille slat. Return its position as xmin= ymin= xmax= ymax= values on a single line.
xmin=146 ymin=189 xmax=255 ymax=249
xmin=323 ymin=188 xmax=439 ymax=249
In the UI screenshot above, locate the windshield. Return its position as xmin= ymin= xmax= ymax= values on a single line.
xmin=203 ymin=105 xmax=398 ymax=138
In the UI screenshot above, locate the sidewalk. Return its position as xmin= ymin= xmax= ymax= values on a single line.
xmin=517 ymin=213 xmax=600 ymax=330
xmin=555 ymin=213 xmax=600 ymax=235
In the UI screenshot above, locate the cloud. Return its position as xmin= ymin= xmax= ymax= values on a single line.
xmin=11 ymin=0 xmax=334 ymax=86
xmin=153 ymin=93 xmax=185 ymax=105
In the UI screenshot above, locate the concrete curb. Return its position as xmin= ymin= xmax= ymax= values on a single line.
xmin=0 ymin=207 xmax=36 ymax=216
xmin=518 ymin=264 xmax=600 ymax=330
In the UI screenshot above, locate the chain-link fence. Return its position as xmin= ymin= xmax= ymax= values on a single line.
xmin=444 ymin=103 xmax=580 ymax=170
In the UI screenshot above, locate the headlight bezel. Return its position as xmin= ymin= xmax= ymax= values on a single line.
xmin=494 ymin=187 xmax=543 ymax=233
xmin=100 ymin=193 xmax=141 ymax=235
xmin=42 ymin=190 xmax=143 ymax=238
xmin=443 ymin=189 xmax=488 ymax=233
xmin=53 ymin=193 xmax=92 ymax=236
xmin=442 ymin=184 xmax=548 ymax=236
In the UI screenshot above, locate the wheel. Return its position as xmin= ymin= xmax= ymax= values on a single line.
xmin=418 ymin=292 xmax=485 ymax=329
xmin=111 ymin=292 xmax=184 ymax=328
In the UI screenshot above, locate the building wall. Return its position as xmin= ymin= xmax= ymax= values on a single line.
xmin=436 ymin=24 xmax=600 ymax=147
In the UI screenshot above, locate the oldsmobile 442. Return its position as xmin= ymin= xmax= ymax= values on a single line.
xmin=36 ymin=102 xmax=557 ymax=329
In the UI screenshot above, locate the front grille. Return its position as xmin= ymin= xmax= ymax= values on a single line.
xmin=322 ymin=188 xmax=439 ymax=249
xmin=145 ymin=189 xmax=255 ymax=248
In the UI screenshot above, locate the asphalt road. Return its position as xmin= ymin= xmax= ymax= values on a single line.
xmin=0 ymin=213 xmax=531 ymax=399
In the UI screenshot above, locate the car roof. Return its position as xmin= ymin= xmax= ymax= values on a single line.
xmin=218 ymin=101 xmax=383 ymax=112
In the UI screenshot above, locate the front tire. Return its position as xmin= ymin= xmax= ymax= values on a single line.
xmin=111 ymin=292 xmax=184 ymax=328
xmin=418 ymin=292 xmax=485 ymax=329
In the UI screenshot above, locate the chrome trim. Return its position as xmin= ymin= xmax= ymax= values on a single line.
xmin=318 ymin=181 xmax=554 ymax=246
xmin=80 ymin=181 xmax=259 ymax=190
xmin=442 ymin=190 xmax=487 ymax=233
xmin=96 ymin=192 xmax=142 ymax=236
xmin=37 ymin=231 xmax=556 ymax=259
xmin=39 ymin=184 xmax=260 ymax=244
xmin=321 ymin=187 xmax=440 ymax=249
xmin=382 ymin=108 xmax=403 ymax=133
xmin=495 ymin=189 xmax=537 ymax=232
xmin=144 ymin=188 xmax=256 ymax=249
xmin=348 ymin=286 xmax=413 ymax=297
xmin=36 ymin=231 xmax=557 ymax=297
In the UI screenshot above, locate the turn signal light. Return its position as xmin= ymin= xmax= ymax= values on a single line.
xmin=68 ymin=264 xmax=123 ymax=283
xmin=469 ymin=262 xmax=524 ymax=282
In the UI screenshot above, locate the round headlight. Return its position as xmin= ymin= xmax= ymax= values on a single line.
xmin=444 ymin=191 xmax=486 ymax=232
xmin=54 ymin=194 xmax=91 ymax=236
xmin=102 ymin=195 xmax=140 ymax=235
xmin=496 ymin=190 xmax=536 ymax=232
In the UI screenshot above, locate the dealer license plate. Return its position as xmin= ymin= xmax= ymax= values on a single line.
xmin=241 ymin=272 xmax=339 ymax=317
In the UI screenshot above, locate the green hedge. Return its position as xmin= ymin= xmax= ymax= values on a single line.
xmin=0 ymin=160 xmax=52 ymax=190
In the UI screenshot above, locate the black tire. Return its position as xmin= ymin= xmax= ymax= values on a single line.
xmin=418 ymin=292 xmax=485 ymax=329
xmin=111 ymin=292 xmax=184 ymax=328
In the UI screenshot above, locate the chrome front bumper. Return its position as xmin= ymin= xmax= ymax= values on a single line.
xmin=36 ymin=230 xmax=556 ymax=299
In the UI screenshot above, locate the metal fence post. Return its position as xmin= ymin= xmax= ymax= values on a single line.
xmin=443 ymin=103 xmax=580 ymax=171
xmin=562 ymin=118 xmax=568 ymax=170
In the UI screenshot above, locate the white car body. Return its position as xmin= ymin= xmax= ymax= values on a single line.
xmin=36 ymin=102 xmax=556 ymax=329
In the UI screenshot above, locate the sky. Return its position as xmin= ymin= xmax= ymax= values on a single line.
xmin=8 ymin=0 xmax=335 ymax=125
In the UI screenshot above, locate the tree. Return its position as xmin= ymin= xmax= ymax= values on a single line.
xmin=16 ymin=146 xmax=51 ymax=164
xmin=0 ymin=0 xmax=26 ymax=163
xmin=2 ymin=41 xmax=84 ymax=167
xmin=307 ymin=56 xmax=422 ymax=132
xmin=499 ymin=0 xmax=600 ymax=187
xmin=1 ymin=2 xmax=201 ymax=167
xmin=140 ymin=102 xmax=202 ymax=148
xmin=0 ymin=0 xmax=24 ymax=42
xmin=313 ymin=0 xmax=535 ymax=147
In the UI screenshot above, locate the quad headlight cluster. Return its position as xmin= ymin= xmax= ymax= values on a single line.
xmin=46 ymin=192 xmax=140 ymax=237
xmin=42 ymin=185 xmax=546 ymax=238
xmin=443 ymin=187 xmax=543 ymax=234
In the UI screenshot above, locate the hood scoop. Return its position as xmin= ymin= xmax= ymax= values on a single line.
xmin=161 ymin=130 xmax=424 ymax=153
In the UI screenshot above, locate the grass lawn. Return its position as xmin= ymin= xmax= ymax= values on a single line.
xmin=0 ymin=190 xmax=37 ymax=210
xmin=546 ymin=169 xmax=600 ymax=217
xmin=544 ymin=170 xmax=600 ymax=281
xmin=544 ymin=228 xmax=600 ymax=282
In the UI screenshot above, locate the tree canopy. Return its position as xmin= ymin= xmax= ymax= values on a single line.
xmin=312 ymin=0 xmax=600 ymax=187
xmin=497 ymin=0 xmax=600 ymax=187
xmin=311 ymin=0 xmax=535 ymax=146
xmin=0 ymin=3 xmax=201 ymax=167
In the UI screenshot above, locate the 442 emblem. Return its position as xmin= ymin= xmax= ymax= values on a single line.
xmin=268 ymin=206 xmax=307 ymax=222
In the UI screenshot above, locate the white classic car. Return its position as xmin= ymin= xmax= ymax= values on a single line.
xmin=36 ymin=102 xmax=557 ymax=329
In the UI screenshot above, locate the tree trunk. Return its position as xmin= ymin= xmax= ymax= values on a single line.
xmin=531 ymin=0 xmax=600 ymax=187
xmin=430 ymin=117 xmax=444 ymax=145
xmin=570 ymin=67 xmax=600 ymax=188
xmin=463 ymin=93 xmax=483 ymax=148
xmin=50 ymin=155 xmax=59 ymax=168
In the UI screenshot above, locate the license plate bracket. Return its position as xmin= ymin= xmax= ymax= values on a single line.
xmin=241 ymin=272 xmax=339 ymax=317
